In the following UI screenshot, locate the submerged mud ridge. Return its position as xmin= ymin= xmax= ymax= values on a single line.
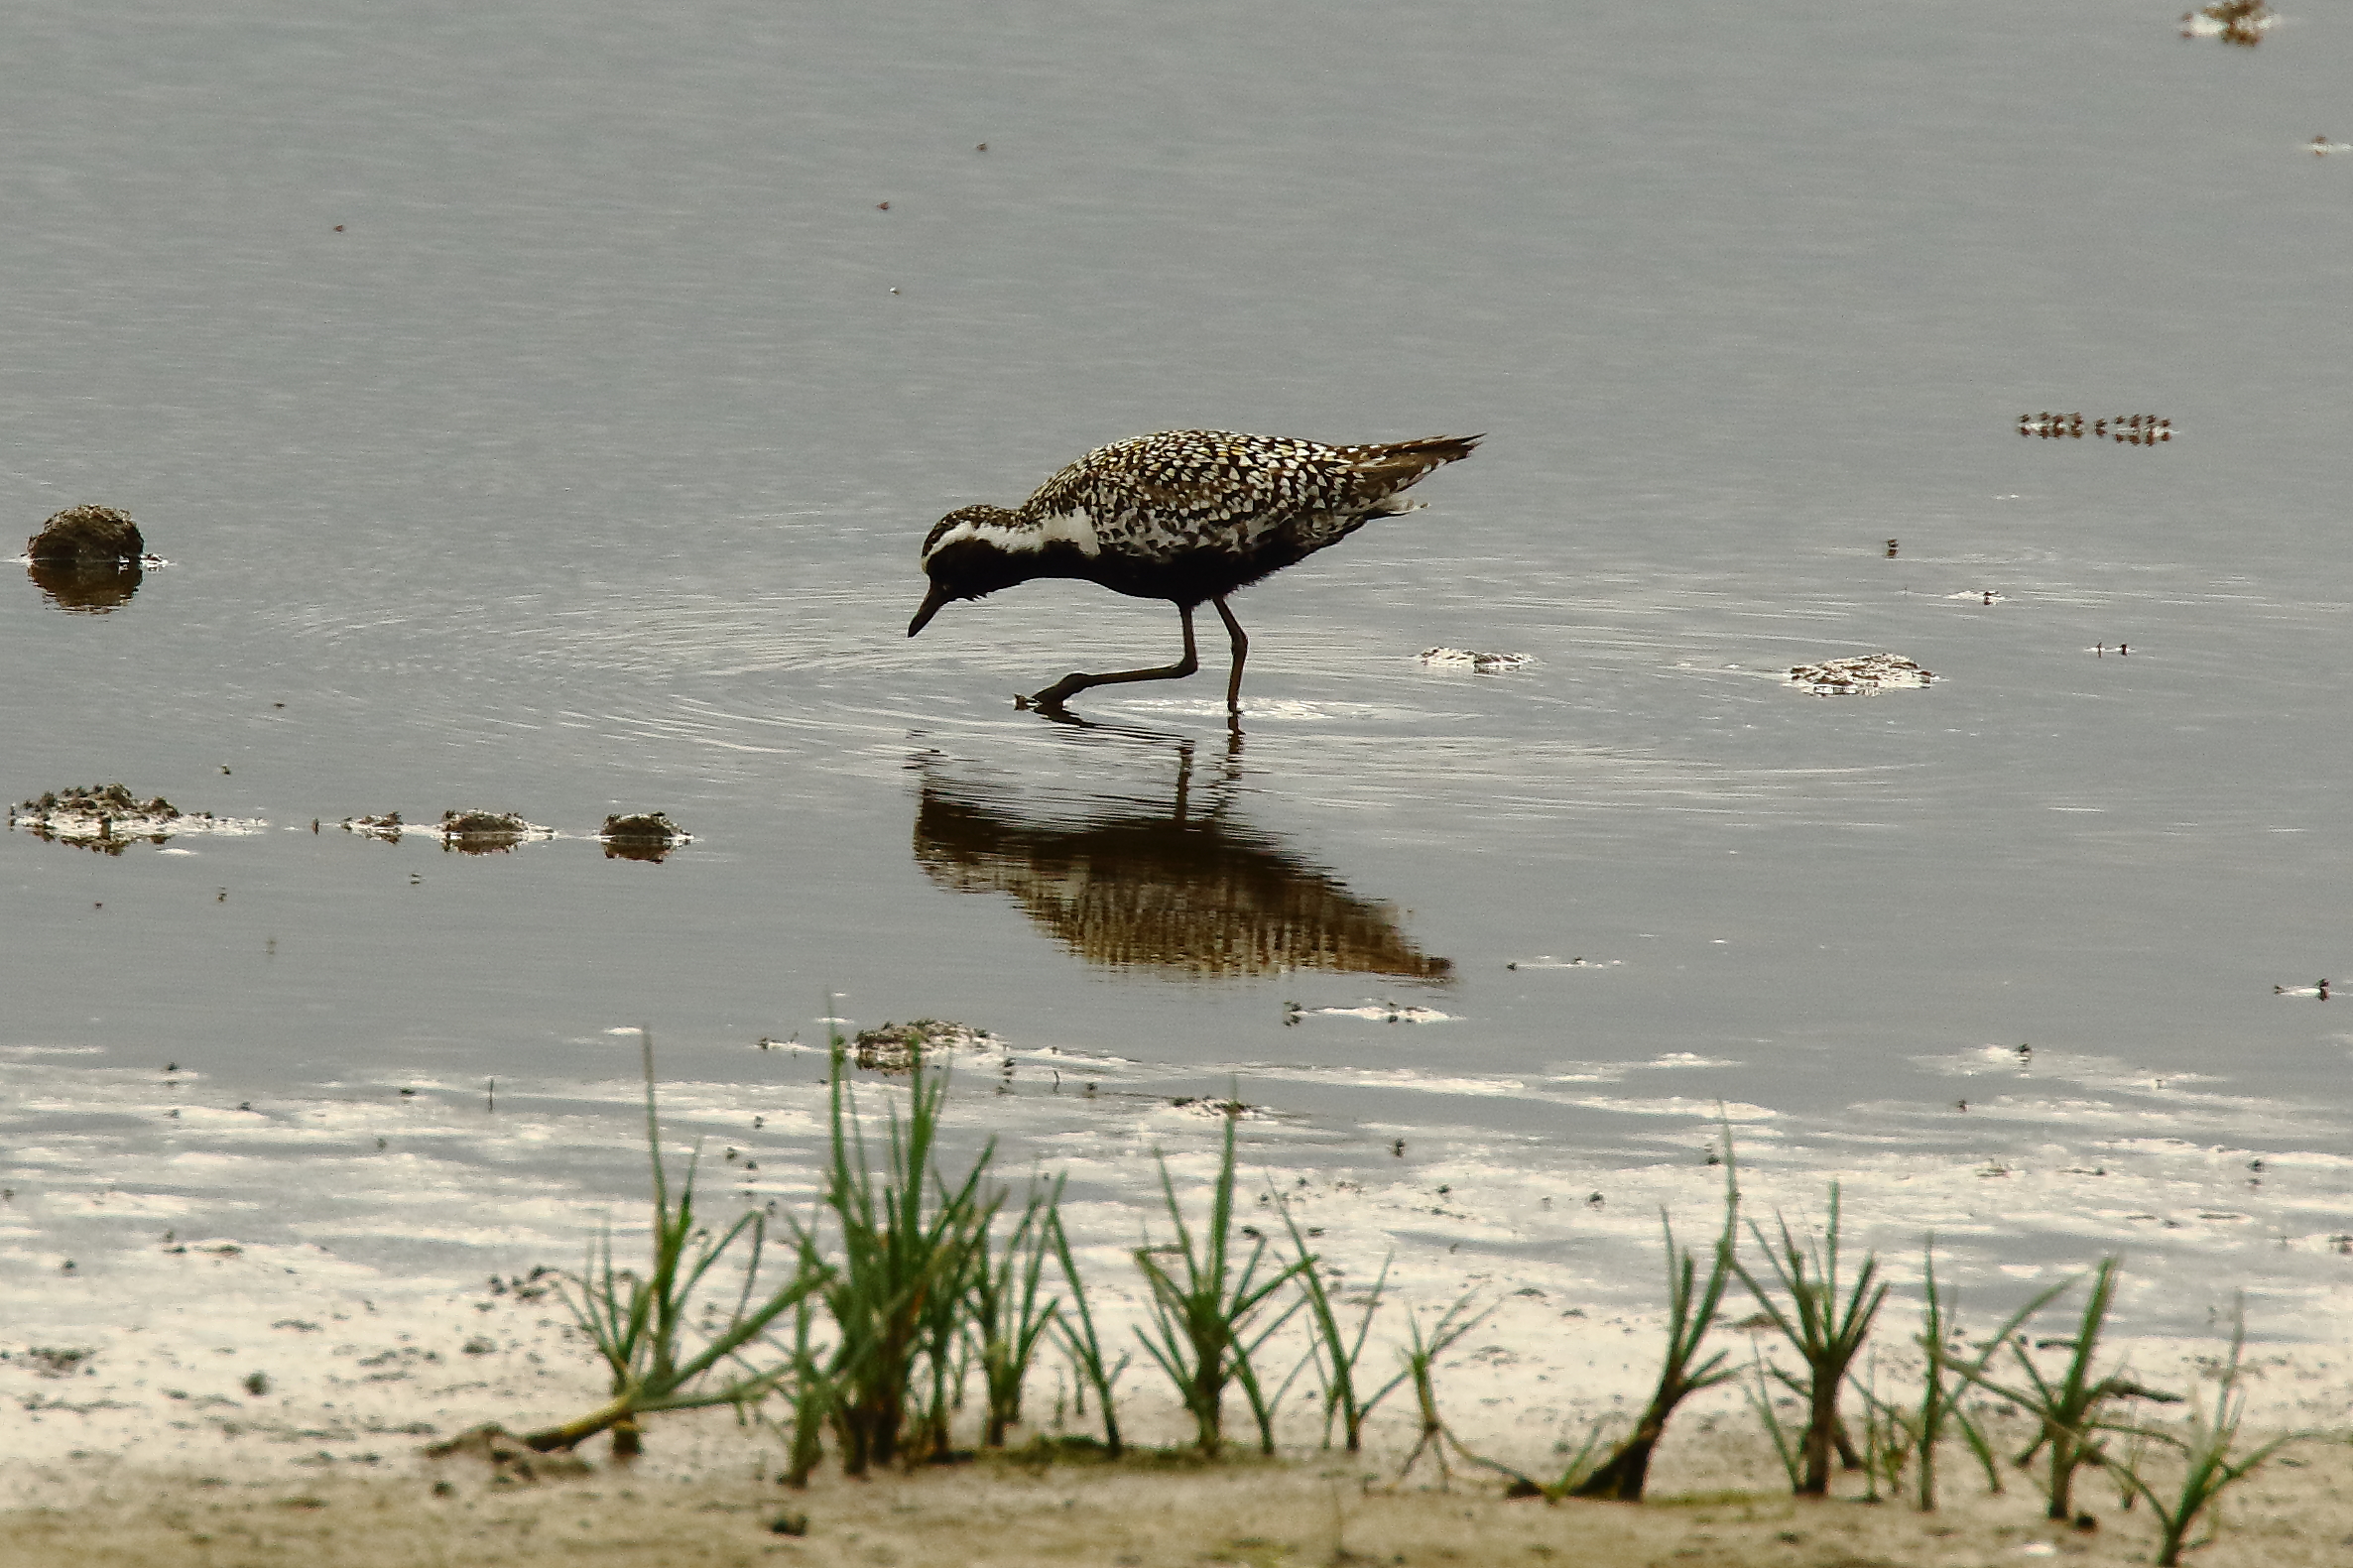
xmin=2018 ymin=412 xmax=2174 ymax=442
xmin=1788 ymin=652 xmax=1934 ymax=694
xmin=8 ymin=784 xmax=257 ymax=853
xmin=336 ymin=810 xmax=680 ymax=855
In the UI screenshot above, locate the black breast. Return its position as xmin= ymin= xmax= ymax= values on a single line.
xmin=1080 ymin=537 xmax=1323 ymax=606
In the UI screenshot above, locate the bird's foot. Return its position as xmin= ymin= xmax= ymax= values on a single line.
xmin=1022 ymin=674 xmax=1088 ymax=713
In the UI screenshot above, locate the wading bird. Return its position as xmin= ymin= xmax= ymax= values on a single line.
xmin=908 ymin=428 xmax=1481 ymax=716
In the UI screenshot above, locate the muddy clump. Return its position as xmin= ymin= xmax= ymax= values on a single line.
xmin=598 ymin=811 xmax=688 ymax=863
xmin=2182 ymin=0 xmax=2273 ymax=45
xmin=27 ymin=505 xmax=143 ymax=565
xmin=849 ymin=1019 xmax=999 ymax=1073
xmin=25 ymin=506 xmax=150 ymax=612
xmin=1788 ymin=653 xmax=1935 ymax=694
xmin=438 ymin=810 xmax=549 ymax=854
xmin=11 ymin=784 xmax=194 ymax=853
xmin=342 ymin=811 xmax=405 ymax=840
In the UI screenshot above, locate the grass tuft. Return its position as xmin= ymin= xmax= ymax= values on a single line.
xmin=1132 ymin=1108 xmax=1308 ymax=1457
xmin=524 ymin=1028 xmax=828 ymax=1456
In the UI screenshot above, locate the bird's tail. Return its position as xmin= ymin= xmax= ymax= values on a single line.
xmin=1351 ymin=433 xmax=1484 ymax=488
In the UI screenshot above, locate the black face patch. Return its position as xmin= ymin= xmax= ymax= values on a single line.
xmin=923 ymin=536 xmax=1027 ymax=600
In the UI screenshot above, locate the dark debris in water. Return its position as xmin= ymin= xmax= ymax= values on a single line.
xmin=10 ymin=784 xmax=209 ymax=853
xmin=342 ymin=811 xmax=404 ymax=840
xmin=2181 ymin=0 xmax=2274 ymax=46
xmin=1167 ymin=1094 xmax=1261 ymax=1119
xmin=2018 ymin=413 xmax=2172 ymax=443
xmin=849 ymin=1019 xmax=998 ymax=1073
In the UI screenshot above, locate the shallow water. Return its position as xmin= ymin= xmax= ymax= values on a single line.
xmin=6 ymin=0 xmax=2353 ymax=1357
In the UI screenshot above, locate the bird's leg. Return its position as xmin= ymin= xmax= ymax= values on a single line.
xmin=1021 ymin=605 xmax=1201 ymax=713
xmin=1212 ymin=597 xmax=1249 ymax=717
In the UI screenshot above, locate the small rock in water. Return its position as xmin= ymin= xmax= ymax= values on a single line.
xmin=1788 ymin=653 xmax=1934 ymax=694
xmin=1419 ymin=647 xmax=1534 ymax=672
xmin=342 ymin=811 xmax=406 ymax=840
xmin=26 ymin=505 xmax=143 ymax=565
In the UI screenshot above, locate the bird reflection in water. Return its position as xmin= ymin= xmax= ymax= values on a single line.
xmin=912 ymin=725 xmax=1451 ymax=981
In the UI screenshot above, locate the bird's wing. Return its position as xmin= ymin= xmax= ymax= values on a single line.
xmin=1026 ymin=433 xmax=1363 ymax=559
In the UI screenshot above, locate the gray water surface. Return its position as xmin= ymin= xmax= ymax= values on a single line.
xmin=5 ymin=1 xmax=2352 ymax=1342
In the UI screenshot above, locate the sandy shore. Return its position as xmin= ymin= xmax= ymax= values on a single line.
xmin=10 ymin=1060 xmax=2353 ymax=1566
xmin=6 ymin=1267 xmax=2350 ymax=1568
xmin=7 ymin=1413 xmax=2352 ymax=1567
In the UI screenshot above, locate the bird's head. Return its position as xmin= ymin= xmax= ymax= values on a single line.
xmin=909 ymin=505 xmax=1026 ymax=636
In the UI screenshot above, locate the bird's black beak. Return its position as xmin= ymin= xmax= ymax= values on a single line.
xmin=908 ymin=582 xmax=950 ymax=638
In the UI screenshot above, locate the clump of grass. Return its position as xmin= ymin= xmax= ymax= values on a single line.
xmin=1133 ymin=1109 xmax=1307 ymax=1457
xmin=525 ymin=1029 xmax=829 ymax=1456
xmin=2102 ymin=1300 xmax=2297 ymax=1567
xmin=970 ymin=1178 xmax=1063 ymax=1447
xmin=797 ymin=1043 xmax=995 ymax=1474
xmin=1880 ymin=1242 xmax=2070 ymax=1510
xmin=1572 ymin=1158 xmax=1742 ymax=1501
xmin=1942 ymin=1256 xmax=2179 ymax=1520
xmin=1733 ymin=1181 xmax=1889 ymax=1496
